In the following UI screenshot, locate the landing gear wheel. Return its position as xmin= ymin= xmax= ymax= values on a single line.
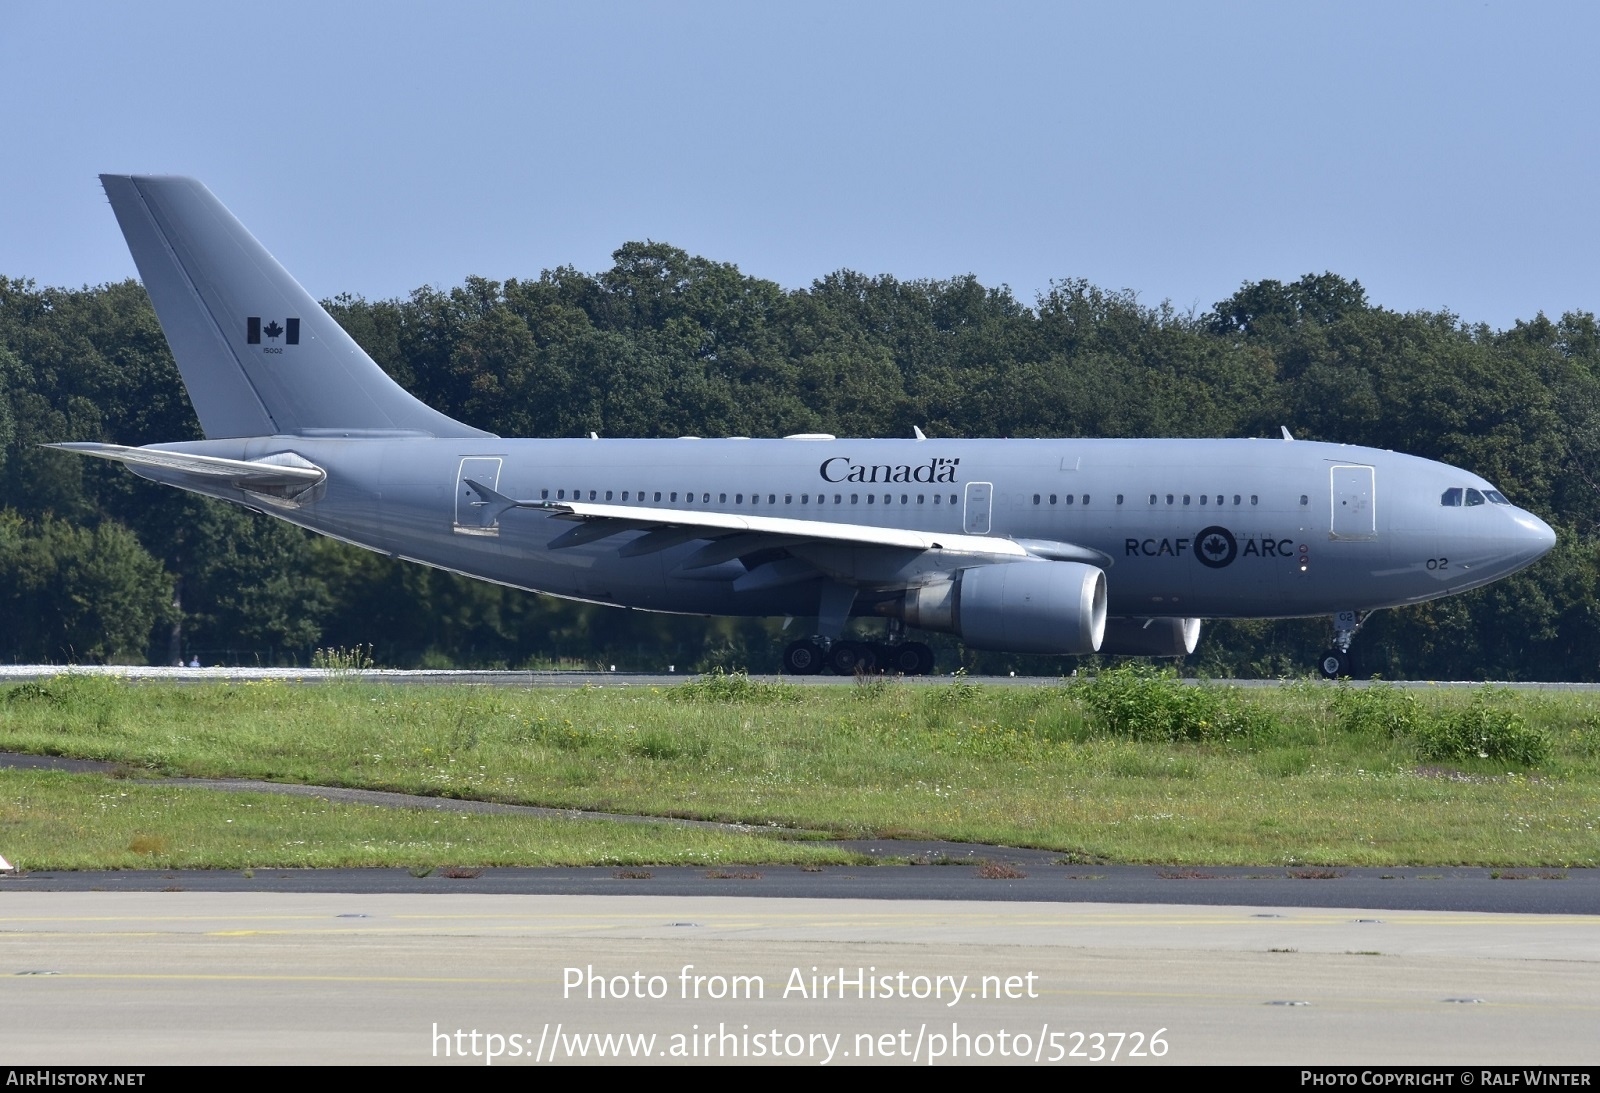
xmin=827 ymin=640 xmax=865 ymax=674
xmin=908 ymin=642 xmax=935 ymax=676
xmin=782 ymin=639 xmax=823 ymax=675
xmin=887 ymin=644 xmax=923 ymax=675
xmin=1318 ymin=648 xmax=1352 ymax=679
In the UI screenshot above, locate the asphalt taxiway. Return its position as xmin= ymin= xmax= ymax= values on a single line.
xmin=1 ymin=891 xmax=1595 ymax=1065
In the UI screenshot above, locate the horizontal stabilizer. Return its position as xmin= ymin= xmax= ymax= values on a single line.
xmin=48 ymin=443 xmax=325 ymax=490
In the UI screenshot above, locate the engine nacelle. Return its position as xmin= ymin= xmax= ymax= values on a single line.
xmin=887 ymin=561 xmax=1107 ymax=654
xmin=1098 ymin=617 xmax=1202 ymax=658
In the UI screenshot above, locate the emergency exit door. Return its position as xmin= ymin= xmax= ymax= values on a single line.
xmin=964 ymin=481 xmax=993 ymax=535
xmin=454 ymin=456 xmax=503 ymax=535
xmin=1329 ymin=464 xmax=1376 ymax=541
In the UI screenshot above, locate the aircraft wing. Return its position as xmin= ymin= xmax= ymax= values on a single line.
xmin=463 ymin=479 xmax=1112 ymax=569
xmin=47 ymin=443 xmax=326 ymax=490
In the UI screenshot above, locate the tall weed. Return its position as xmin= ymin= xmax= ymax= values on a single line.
xmin=1075 ymin=666 xmax=1277 ymax=744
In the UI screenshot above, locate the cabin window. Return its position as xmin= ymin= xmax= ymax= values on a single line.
xmin=918 ymin=495 xmax=925 ymax=504
xmin=1232 ymin=494 xmax=1240 ymax=505
xmin=901 ymin=494 xmax=908 ymax=504
xmin=670 ymin=492 xmax=678 ymax=502
xmin=1033 ymin=494 xmax=1041 ymax=505
xmin=653 ymin=491 xmax=662 ymax=502
xmin=1250 ymin=495 xmax=1258 ymax=505
xmin=1116 ymin=494 xmax=1124 ymax=505
xmin=834 ymin=494 xmax=842 ymax=504
xmin=605 ymin=491 xmax=613 ymax=501
xmin=1300 ymin=495 xmax=1309 ymax=505
xmin=719 ymin=493 xmax=726 ymax=503
xmin=1465 ymin=488 xmax=1486 ymax=506
xmin=735 ymin=493 xmax=743 ymax=504
xmin=933 ymin=494 xmax=941 ymax=504
xmin=768 ymin=494 xmax=776 ymax=504
xmin=1200 ymin=495 xmax=1207 ymax=505
xmin=557 ymin=489 xmax=565 ymax=500
xmin=621 ymin=491 xmax=629 ymax=501
xmin=867 ymin=494 xmax=875 ymax=504
xmin=541 ymin=489 xmax=549 ymax=500
xmin=852 ymin=494 xmax=860 ymax=504
xmin=1149 ymin=495 xmax=1157 ymax=505
xmin=1183 ymin=494 xmax=1191 ymax=505
xmin=1082 ymin=494 xmax=1090 ymax=505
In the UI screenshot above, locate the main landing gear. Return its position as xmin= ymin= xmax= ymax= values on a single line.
xmin=1317 ymin=610 xmax=1365 ymax=679
xmin=781 ymin=638 xmax=936 ymax=676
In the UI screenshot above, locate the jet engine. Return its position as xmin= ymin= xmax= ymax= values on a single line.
xmin=1098 ymin=617 xmax=1202 ymax=658
xmin=884 ymin=561 xmax=1107 ymax=654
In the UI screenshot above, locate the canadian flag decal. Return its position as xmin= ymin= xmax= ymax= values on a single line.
xmin=246 ymin=317 xmax=300 ymax=345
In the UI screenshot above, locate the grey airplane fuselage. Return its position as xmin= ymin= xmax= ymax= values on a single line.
xmin=146 ymin=434 xmax=1555 ymax=623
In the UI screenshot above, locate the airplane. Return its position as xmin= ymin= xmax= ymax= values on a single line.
xmin=52 ymin=175 xmax=1558 ymax=678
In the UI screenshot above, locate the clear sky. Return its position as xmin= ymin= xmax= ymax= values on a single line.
xmin=3 ymin=1 xmax=1596 ymax=329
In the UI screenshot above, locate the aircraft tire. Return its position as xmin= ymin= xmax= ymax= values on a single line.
xmin=886 ymin=643 xmax=924 ymax=675
xmin=1318 ymin=649 xmax=1352 ymax=679
xmin=908 ymin=642 xmax=935 ymax=676
xmin=782 ymin=640 xmax=824 ymax=675
xmin=827 ymin=641 xmax=864 ymax=674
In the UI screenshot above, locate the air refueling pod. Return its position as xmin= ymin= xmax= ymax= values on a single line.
xmin=1098 ymin=617 xmax=1202 ymax=658
xmin=880 ymin=560 xmax=1107 ymax=654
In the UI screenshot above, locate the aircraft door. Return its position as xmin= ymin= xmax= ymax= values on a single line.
xmin=1330 ymin=464 xmax=1377 ymax=541
xmin=964 ymin=481 xmax=993 ymax=535
xmin=454 ymin=456 xmax=504 ymax=536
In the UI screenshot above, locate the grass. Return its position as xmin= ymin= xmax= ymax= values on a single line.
xmin=0 ymin=670 xmax=1598 ymax=867
xmin=0 ymin=769 xmax=861 ymax=871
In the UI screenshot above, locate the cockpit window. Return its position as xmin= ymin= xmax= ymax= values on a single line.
xmin=1465 ymin=488 xmax=1486 ymax=506
xmin=1485 ymin=490 xmax=1510 ymax=505
xmin=1441 ymin=488 xmax=1463 ymax=506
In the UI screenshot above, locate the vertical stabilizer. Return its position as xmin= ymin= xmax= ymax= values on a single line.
xmin=100 ymin=175 xmax=492 ymax=439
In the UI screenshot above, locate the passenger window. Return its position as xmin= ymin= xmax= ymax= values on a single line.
xmin=541 ymin=489 xmax=549 ymax=500
xmin=933 ymin=494 xmax=941 ymax=504
xmin=736 ymin=494 xmax=743 ymax=504
xmin=1232 ymin=494 xmax=1240 ymax=505
xmin=918 ymin=494 xmax=925 ymax=504
xmin=801 ymin=494 xmax=808 ymax=504
xmin=852 ymin=494 xmax=859 ymax=504
xmin=1300 ymin=495 xmax=1309 ymax=505
xmin=1465 ymin=488 xmax=1486 ymax=506
xmin=1215 ymin=495 xmax=1222 ymax=506
xmin=1067 ymin=494 xmax=1075 ymax=505
xmin=1083 ymin=495 xmax=1090 ymax=505
xmin=1116 ymin=494 xmax=1124 ymax=505
xmin=621 ymin=491 xmax=629 ymax=501
xmin=867 ymin=494 xmax=876 ymax=504
xmin=769 ymin=494 xmax=776 ymax=505
xmin=1200 ymin=495 xmax=1207 ymax=505
xmin=1149 ymin=495 xmax=1157 ymax=505
xmin=1166 ymin=494 xmax=1174 ymax=505
xmin=1250 ymin=495 xmax=1258 ymax=505
xmin=834 ymin=494 xmax=841 ymax=504
xmin=605 ymin=491 xmax=613 ymax=501
xmin=901 ymin=494 xmax=908 ymax=504
xmin=1440 ymin=488 xmax=1463 ymax=506
xmin=1033 ymin=494 xmax=1041 ymax=505
xmin=653 ymin=492 xmax=661 ymax=502
xmin=557 ymin=489 xmax=566 ymax=500
xmin=719 ymin=493 xmax=726 ymax=503
xmin=670 ymin=492 xmax=678 ymax=502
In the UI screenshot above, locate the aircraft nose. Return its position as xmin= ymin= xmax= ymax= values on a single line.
xmin=1510 ymin=510 xmax=1558 ymax=566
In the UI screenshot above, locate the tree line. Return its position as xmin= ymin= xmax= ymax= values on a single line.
xmin=2 ymin=244 xmax=1597 ymax=678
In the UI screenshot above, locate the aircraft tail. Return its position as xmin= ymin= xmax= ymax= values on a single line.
xmin=100 ymin=175 xmax=492 ymax=440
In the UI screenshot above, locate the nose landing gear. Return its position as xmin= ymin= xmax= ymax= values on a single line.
xmin=1317 ymin=610 xmax=1365 ymax=679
